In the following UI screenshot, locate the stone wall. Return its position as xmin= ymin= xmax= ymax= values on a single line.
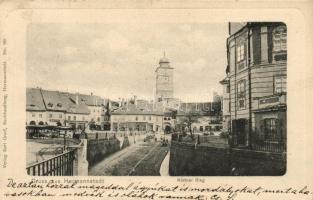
xmin=169 ymin=141 xmax=286 ymax=176
xmin=230 ymin=148 xmax=286 ymax=175
xmin=120 ymin=136 xmax=130 ymax=149
xmin=87 ymin=138 xmax=120 ymax=167
xmin=169 ymin=141 xmax=230 ymax=176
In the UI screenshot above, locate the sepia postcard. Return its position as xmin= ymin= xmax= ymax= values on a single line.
xmin=0 ymin=0 xmax=313 ymax=199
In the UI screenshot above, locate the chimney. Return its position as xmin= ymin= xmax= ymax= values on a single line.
xmin=118 ymin=98 xmax=121 ymax=107
xmin=76 ymin=94 xmax=79 ymax=105
xmin=134 ymin=95 xmax=137 ymax=106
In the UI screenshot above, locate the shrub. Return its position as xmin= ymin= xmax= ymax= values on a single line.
xmin=220 ymin=131 xmax=229 ymax=138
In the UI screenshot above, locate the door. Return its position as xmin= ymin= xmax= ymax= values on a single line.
xmin=232 ymin=119 xmax=247 ymax=145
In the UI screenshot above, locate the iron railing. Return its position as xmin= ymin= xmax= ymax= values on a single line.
xmin=26 ymin=149 xmax=76 ymax=176
xmin=251 ymin=134 xmax=286 ymax=153
xmin=230 ymin=133 xmax=286 ymax=153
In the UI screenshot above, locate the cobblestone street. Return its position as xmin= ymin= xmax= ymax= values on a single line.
xmin=89 ymin=138 xmax=170 ymax=176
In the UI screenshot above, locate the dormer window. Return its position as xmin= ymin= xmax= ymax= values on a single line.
xmin=57 ymin=103 xmax=62 ymax=107
xmin=47 ymin=102 xmax=53 ymax=107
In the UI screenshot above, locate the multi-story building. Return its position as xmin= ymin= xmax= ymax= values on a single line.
xmin=177 ymin=101 xmax=223 ymax=134
xmin=110 ymin=104 xmax=164 ymax=133
xmin=26 ymin=88 xmax=109 ymax=130
xmin=226 ymin=22 xmax=287 ymax=148
xmin=40 ymin=89 xmax=68 ymax=126
xmin=74 ymin=93 xmax=105 ymax=126
xmin=26 ymin=88 xmax=47 ymax=125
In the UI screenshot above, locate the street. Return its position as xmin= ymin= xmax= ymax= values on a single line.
xmin=88 ymin=137 xmax=170 ymax=176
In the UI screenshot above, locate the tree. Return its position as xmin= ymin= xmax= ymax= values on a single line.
xmin=176 ymin=111 xmax=200 ymax=139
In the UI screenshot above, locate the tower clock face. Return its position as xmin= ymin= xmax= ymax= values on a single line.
xmin=163 ymin=76 xmax=169 ymax=82
xmin=158 ymin=75 xmax=169 ymax=84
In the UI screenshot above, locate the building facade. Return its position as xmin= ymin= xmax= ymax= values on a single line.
xmin=226 ymin=22 xmax=287 ymax=148
xmin=26 ymin=88 xmax=110 ymax=130
xmin=110 ymin=105 xmax=164 ymax=133
xmin=26 ymin=88 xmax=47 ymax=125
xmin=155 ymin=54 xmax=174 ymax=102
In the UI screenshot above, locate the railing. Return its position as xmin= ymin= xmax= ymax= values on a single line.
xmin=230 ymin=133 xmax=286 ymax=153
xmin=26 ymin=149 xmax=76 ymax=176
xmin=251 ymin=134 xmax=286 ymax=153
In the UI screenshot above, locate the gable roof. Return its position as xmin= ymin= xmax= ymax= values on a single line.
xmin=26 ymin=88 xmax=91 ymax=114
xmin=60 ymin=92 xmax=90 ymax=114
xmin=76 ymin=94 xmax=104 ymax=106
xmin=41 ymin=89 xmax=67 ymax=112
xmin=26 ymin=88 xmax=46 ymax=111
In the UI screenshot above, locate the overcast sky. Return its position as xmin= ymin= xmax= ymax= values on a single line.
xmin=27 ymin=23 xmax=228 ymax=102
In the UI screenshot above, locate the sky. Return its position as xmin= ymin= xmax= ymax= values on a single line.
xmin=27 ymin=23 xmax=228 ymax=102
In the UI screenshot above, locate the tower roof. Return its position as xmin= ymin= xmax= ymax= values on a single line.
xmin=159 ymin=57 xmax=170 ymax=64
xmin=159 ymin=52 xmax=170 ymax=64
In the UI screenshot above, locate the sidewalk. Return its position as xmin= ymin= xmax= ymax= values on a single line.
xmin=159 ymin=150 xmax=170 ymax=176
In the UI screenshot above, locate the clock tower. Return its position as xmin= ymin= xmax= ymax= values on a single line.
xmin=155 ymin=53 xmax=174 ymax=102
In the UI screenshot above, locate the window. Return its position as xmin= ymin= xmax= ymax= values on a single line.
xmin=164 ymin=117 xmax=167 ymax=120
xmin=73 ymin=116 xmax=76 ymax=121
xmin=263 ymin=118 xmax=280 ymax=140
xmin=32 ymin=113 xmax=36 ymax=117
xmin=236 ymin=44 xmax=245 ymax=62
xmin=273 ymin=26 xmax=287 ymax=62
xmin=39 ymin=114 xmax=42 ymax=118
xmin=274 ymin=75 xmax=286 ymax=94
xmin=238 ymin=99 xmax=245 ymax=109
xmin=237 ymin=80 xmax=246 ymax=109
xmin=59 ymin=114 xmax=62 ymax=119
xmin=237 ymin=80 xmax=246 ymax=98
xmin=226 ymin=85 xmax=230 ymax=93
xmin=68 ymin=116 xmax=71 ymax=121
xmin=273 ymin=26 xmax=287 ymax=52
xmin=205 ymin=126 xmax=209 ymax=131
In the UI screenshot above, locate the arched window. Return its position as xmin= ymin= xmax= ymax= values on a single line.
xmin=38 ymin=121 xmax=44 ymax=125
xmin=29 ymin=121 xmax=36 ymax=125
